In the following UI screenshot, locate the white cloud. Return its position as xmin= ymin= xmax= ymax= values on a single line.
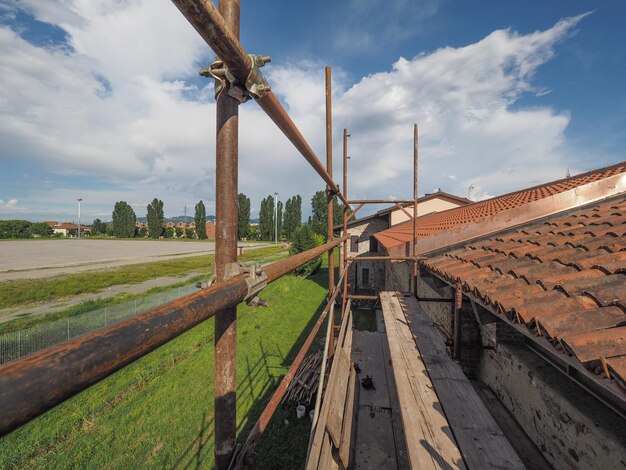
xmin=6 ymin=198 xmax=17 ymax=206
xmin=0 ymin=4 xmax=598 ymax=221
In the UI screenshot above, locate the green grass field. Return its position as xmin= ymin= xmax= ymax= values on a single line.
xmin=0 ymin=262 xmax=330 ymax=469
xmin=0 ymin=246 xmax=284 ymax=310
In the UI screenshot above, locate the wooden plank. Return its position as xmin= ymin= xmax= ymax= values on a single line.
xmin=339 ymin=363 xmax=357 ymax=468
xmin=342 ymin=310 xmax=353 ymax=354
xmin=352 ymin=330 xmax=391 ymax=408
xmin=307 ymin=351 xmax=340 ymax=470
xmin=318 ymin=431 xmax=334 ymax=470
xmin=397 ymin=295 xmax=525 ymax=470
xmin=380 ymin=291 xmax=466 ymax=469
xmin=327 ymin=348 xmax=351 ymax=447
xmin=352 ymin=330 xmax=398 ymax=469
xmin=380 ymin=319 xmax=411 ymax=470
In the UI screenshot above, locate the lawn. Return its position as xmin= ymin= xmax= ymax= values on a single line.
xmin=0 ymin=246 xmax=284 ymax=310
xmin=0 ymin=261 xmax=331 ymax=469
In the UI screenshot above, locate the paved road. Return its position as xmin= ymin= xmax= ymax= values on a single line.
xmin=0 ymin=240 xmax=273 ymax=281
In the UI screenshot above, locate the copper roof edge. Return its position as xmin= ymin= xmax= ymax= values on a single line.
xmin=414 ymin=171 xmax=626 ymax=256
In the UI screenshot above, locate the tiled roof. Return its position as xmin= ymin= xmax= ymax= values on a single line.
xmin=375 ymin=161 xmax=626 ymax=251
xmin=420 ymin=195 xmax=626 ymax=392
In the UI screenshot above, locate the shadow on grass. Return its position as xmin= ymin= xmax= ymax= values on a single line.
xmin=173 ymin=268 xmax=331 ymax=469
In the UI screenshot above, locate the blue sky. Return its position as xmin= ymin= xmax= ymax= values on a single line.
xmin=0 ymin=0 xmax=625 ymax=222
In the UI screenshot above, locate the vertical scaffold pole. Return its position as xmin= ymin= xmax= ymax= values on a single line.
xmin=413 ymin=124 xmax=419 ymax=295
xmin=342 ymin=128 xmax=349 ymax=318
xmin=214 ymin=1 xmax=240 ymax=467
xmin=453 ymin=282 xmax=462 ymax=360
xmin=325 ymin=66 xmax=335 ymax=352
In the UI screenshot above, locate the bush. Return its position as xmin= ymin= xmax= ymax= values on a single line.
xmin=289 ymin=225 xmax=322 ymax=277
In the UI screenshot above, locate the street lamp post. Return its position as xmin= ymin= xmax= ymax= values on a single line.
xmin=274 ymin=192 xmax=278 ymax=244
xmin=77 ymin=198 xmax=83 ymax=239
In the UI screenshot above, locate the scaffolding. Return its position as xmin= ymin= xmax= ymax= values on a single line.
xmin=0 ymin=2 xmax=421 ymax=468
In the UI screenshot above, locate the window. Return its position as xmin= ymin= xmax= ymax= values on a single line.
xmin=362 ymin=268 xmax=370 ymax=285
xmin=405 ymin=242 xmax=410 ymax=257
xmin=370 ymin=236 xmax=378 ymax=253
xmin=350 ymin=235 xmax=358 ymax=252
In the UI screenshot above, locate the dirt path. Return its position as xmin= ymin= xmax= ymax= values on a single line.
xmin=0 ymin=240 xmax=274 ymax=281
xmin=0 ymin=253 xmax=287 ymax=324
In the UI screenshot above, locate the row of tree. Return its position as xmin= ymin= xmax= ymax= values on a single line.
xmin=0 ymin=220 xmax=52 ymax=239
xmin=91 ymin=199 xmax=212 ymax=239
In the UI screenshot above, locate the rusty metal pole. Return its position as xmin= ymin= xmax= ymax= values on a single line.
xmin=413 ymin=124 xmax=419 ymax=296
xmin=214 ymin=1 xmax=240 ymax=467
xmin=453 ymin=282 xmax=462 ymax=360
xmin=342 ymin=128 xmax=349 ymax=317
xmin=325 ymin=66 xmax=335 ymax=352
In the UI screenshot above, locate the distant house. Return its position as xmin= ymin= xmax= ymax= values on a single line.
xmin=48 ymin=222 xmax=91 ymax=237
xmin=205 ymin=221 xmax=216 ymax=238
xmin=339 ymin=190 xmax=471 ymax=294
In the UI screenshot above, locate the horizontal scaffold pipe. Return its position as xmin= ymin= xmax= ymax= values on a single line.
xmin=0 ymin=236 xmax=347 ymax=437
xmin=170 ymin=0 xmax=345 ymax=202
xmin=347 ymin=199 xmax=416 ymax=204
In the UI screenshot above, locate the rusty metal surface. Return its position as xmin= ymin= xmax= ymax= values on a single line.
xmin=0 ymin=275 xmax=249 ymax=437
xmin=213 ymin=0 xmax=240 ymax=465
xmin=257 ymin=92 xmax=342 ymax=198
xmin=0 ymin=236 xmax=347 ymax=437
xmin=325 ymin=66 xmax=335 ymax=353
xmin=453 ymin=282 xmax=462 ymax=359
xmin=171 ymin=0 xmax=249 ymax=83
xmin=420 ymin=193 xmax=626 ymax=396
xmin=347 ymin=199 xmax=417 ymax=204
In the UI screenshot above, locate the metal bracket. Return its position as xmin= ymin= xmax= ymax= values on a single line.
xmin=227 ymin=262 xmax=268 ymax=301
xmin=196 ymin=262 xmax=268 ymax=303
xmin=200 ymin=54 xmax=271 ymax=103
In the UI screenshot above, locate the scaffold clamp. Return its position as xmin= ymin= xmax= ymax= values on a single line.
xmin=200 ymin=54 xmax=271 ymax=103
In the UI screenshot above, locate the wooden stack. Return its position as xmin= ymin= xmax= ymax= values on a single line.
xmin=282 ymin=350 xmax=323 ymax=406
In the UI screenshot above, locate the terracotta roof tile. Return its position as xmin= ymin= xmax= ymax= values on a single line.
xmin=375 ymin=160 xmax=626 ymax=251
xmin=420 ymin=192 xmax=626 ymax=395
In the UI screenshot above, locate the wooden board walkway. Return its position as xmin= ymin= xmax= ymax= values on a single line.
xmin=381 ymin=292 xmax=466 ymax=469
xmin=382 ymin=292 xmax=525 ymax=470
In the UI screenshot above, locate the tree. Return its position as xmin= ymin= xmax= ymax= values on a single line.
xmin=30 ymin=222 xmax=52 ymax=237
xmin=237 ymin=193 xmax=250 ymax=240
xmin=258 ymin=194 xmax=275 ymax=241
xmin=0 ymin=220 xmax=31 ymax=238
xmin=283 ymin=195 xmax=302 ymax=240
xmin=175 ymin=226 xmax=184 ymax=238
xmin=276 ymin=200 xmax=283 ymax=240
xmin=186 ymin=226 xmax=196 ymax=239
xmin=195 ymin=200 xmax=207 ymax=240
xmin=112 ymin=201 xmax=136 ymax=238
xmin=92 ymin=219 xmax=107 ymax=235
xmin=105 ymin=224 xmax=114 ymax=237
xmin=289 ymin=225 xmax=322 ymax=276
xmin=310 ymin=190 xmax=327 ymax=237
xmin=147 ymin=198 xmax=164 ymax=239
xmin=139 ymin=225 xmax=148 ymax=237
xmin=310 ymin=190 xmax=347 ymax=239
xmin=165 ymin=226 xmax=175 ymax=238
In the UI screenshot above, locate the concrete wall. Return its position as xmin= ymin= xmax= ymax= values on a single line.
xmin=341 ymin=217 xmax=388 ymax=293
xmin=415 ymin=274 xmax=626 ymax=469
xmin=480 ymin=343 xmax=626 ymax=470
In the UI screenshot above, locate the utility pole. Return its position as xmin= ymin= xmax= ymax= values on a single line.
xmin=77 ymin=198 xmax=82 ymax=239
xmin=274 ymin=192 xmax=278 ymax=243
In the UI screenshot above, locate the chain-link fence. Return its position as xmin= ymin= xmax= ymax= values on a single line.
xmin=0 ymin=283 xmax=199 ymax=365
